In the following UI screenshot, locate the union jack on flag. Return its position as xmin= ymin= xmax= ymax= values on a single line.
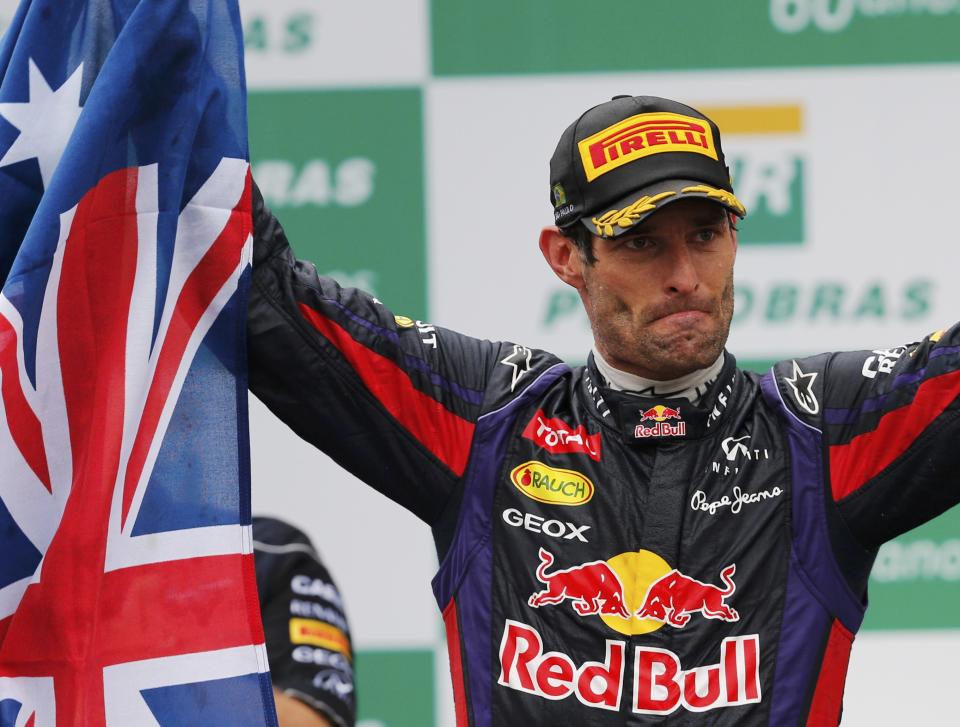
xmin=0 ymin=1 xmax=277 ymax=725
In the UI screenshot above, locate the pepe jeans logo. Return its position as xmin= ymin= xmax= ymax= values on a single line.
xmin=691 ymin=486 xmax=783 ymax=516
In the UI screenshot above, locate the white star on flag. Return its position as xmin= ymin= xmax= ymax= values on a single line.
xmin=0 ymin=58 xmax=84 ymax=189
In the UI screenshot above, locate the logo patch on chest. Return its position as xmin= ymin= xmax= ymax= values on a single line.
xmin=510 ymin=461 xmax=595 ymax=506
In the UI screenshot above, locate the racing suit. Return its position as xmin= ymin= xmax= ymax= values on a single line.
xmin=253 ymin=517 xmax=355 ymax=727
xmin=247 ymin=186 xmax=960 ymax=726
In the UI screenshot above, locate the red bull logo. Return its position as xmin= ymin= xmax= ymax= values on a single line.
xmin=640 ymin=405 xmax=682 ymax=422
xmin=499 ymin=620 xmax=761 ymax=715
xmin=636 ymin=405 xmax=686 ymax=439
xmin=635 ymin=564 xmax=739 ymax=627
xmin=528 ymin=548 xmax=630 ymax=617
xmin=526 ymin=550 xmax=739 ymax=635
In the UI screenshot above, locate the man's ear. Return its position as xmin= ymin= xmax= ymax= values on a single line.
xmin=729 ymin=212 xmax=739 ymax=258
xmin=539 ymin=226 xmax=586 ymax=290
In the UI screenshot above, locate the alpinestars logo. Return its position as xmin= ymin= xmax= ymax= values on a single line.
xmin=784 ymin=360 xmax=819 ymax=415
xmin=501 ymin=344 xmax=533 ymax=392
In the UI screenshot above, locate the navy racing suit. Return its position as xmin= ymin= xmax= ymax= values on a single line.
xmin=253 ymin=517 xmax=355 ymax=727
xmin=246 ymin=187 xmax=960 ymax=726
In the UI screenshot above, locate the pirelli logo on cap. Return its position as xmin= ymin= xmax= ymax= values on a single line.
xmin=578 ymin=112 xmax=718 ymax=182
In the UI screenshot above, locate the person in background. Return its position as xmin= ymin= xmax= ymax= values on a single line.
xmin=253 ymin=516 xmax=356 ymax=727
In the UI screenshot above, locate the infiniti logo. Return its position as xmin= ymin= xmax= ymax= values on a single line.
xmin=713 ymin=435 xmax=771 ymax=477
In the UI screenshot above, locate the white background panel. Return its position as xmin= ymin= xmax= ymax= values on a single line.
xmin=249 ymin=395 xmax=441 ymax=648
xmin=427 ymin=67 xmax=960 ymax=362
xmin=240 ymin=0 xmax=428 ymax=89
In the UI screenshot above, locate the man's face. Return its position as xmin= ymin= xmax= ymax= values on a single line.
xmin=575 ymin=198 xmax=737 ymax=380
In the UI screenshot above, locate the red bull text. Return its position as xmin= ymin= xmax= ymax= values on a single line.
xmin=499 ymin=620 xmax=761 ymax=715
xmin=635 ymin=421 xmax=687 ymax=438
xmin=636 ymin=405 xmax=685 ymax=438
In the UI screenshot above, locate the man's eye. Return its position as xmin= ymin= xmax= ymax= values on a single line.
xmin=694 ymin=229 xmax=719 ymax=243
xmin=623 ymin=237 xmax=653 ymax=250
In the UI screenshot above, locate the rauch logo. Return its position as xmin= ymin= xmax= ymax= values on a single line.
xmin=510 ymin=461 xmax=595 ymax=506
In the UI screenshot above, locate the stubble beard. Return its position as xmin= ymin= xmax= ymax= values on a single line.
xmin=591 ymin=275 xmax=735 ymax=380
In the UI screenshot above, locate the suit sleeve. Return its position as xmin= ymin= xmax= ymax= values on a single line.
xmin=820 ymin=324 xmax=960 ymax=548
xmin=246 ymin=184 xmax=549 ymax=525
xmin=253 ymin=517 xmax=355 ymax=727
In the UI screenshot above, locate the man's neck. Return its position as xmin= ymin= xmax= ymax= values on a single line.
xmin=592 ymin=348 xmax=724 ymax=403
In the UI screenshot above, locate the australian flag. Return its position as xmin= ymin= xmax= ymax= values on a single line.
xmin=0 ymin=1 xmax=278 ymax=725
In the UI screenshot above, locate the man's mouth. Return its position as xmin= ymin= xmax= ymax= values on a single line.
xmin=647 ymin=306 xmax=712 ymax=325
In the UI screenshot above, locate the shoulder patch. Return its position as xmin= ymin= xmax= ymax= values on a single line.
xmin=500 ymin=344 xmax=534 ymax=392
xmin=784 ymin=359 xmax=820 ymax=415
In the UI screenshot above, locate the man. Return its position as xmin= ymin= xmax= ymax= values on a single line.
xmin=254 ymin=516 xmax=356 ymax=727
xmin=247 ymin=95 xmax=960 ymax=725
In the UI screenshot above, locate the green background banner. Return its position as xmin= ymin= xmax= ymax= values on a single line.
xmin=356 ymin=649 xmax=435 ymax=726
xmin=248 ymin=89 xmax=428 ymax=321
xmin=864 ymin=508 xmax=960 ymax=630
xmin=432 ymin=0 xmax=960 ymax=75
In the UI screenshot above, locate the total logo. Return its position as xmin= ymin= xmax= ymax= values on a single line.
xmin=522 ymin=410 xmax=602 ymax=461
xmin=635 ymin=405 xmax=686 ymax=439
xmin=499 ymin=620 xmax=761 ymax=716
xmin=527 ymin=548 xmax=738 ymax=635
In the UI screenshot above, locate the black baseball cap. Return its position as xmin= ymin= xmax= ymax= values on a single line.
xmin=549 ymin=95 xmax=746 ymax=238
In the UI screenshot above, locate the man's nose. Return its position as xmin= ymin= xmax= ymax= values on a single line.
xmin=663 ymin=244 xmax=699 ymax=295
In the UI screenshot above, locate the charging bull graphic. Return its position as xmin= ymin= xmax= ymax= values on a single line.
xmin=528 ymin=548 xmax=630 ymax=617
xmin=635 ymin=564 xmax=739 ymax=627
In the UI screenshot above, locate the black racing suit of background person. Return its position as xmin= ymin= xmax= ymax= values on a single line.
xmin=253 ymin=516 xmax=356 ymax=727
xmin=246 ymin=187 xmax=960 ymax=726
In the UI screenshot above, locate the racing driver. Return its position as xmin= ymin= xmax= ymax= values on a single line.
xmin=246 ymin=95 xmax=960 ymax=725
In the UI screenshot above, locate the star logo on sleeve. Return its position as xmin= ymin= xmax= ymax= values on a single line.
xmin=500 ymin=344 xmax=533 ymax=392
xmin=0 ymin=58 xmax=84 ymax=189
xmin=784 ymin=360 xmax=819 ymax=415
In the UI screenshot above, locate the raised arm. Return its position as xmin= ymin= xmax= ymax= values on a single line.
xmin=820 ymin=325 xmax=960 ymax=548
xmin=246 ymin=184 xmax=558 ymax=528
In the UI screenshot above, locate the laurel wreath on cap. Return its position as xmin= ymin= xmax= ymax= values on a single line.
xmin=590 ymin=191 xmax=676 ymax=238
xmin=680 ymin=185 xmax=746 ymax=217
xmin=591 ymin=185 xmax=746 ymax=237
